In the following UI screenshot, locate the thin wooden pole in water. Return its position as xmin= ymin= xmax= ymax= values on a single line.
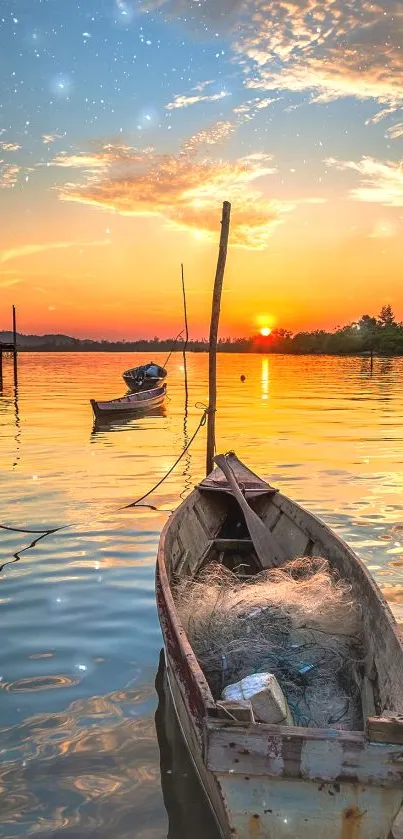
xmin=181 ymin=263 xmax=189 ymax=406
xmin=206 ymin=201 xmax=231 ymax=476
xmin=12 ymin=304 xmax=18 ymax=386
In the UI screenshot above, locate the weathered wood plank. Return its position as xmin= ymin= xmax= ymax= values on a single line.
xmin=212 ymin=538 xmax=253 ymax=552
xmin=361 ymin=676 xmax=376 ymax=721
xmin=216 ymin=701 xmax=255 ymax=722
xmin=205 ymin=719 xmax=403 ymax=787
xmin=271 ymin=513 xmax=310 ymax=558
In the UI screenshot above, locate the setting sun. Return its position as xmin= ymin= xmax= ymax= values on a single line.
xmin=260 ymin=327 xmax=272 ymax=337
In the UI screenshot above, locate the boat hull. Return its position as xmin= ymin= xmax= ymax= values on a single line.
xmin=162 ymin=629 xmax=402 ymax=839
xmin=123 ymin=374 xmax=164 ymax=392
xmin=90 ymin=383 xmax=166 ymax=417
xmin=122 ymin=362 xmax=167 ymax=392
xmin=156 ymin=456 xmax=403 ymax=839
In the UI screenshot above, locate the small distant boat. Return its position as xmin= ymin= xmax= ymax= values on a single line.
xmin=123 ymin=362 xmax=167 ymax=392
xmin=90 ymin=383 xmax=166 ymax=418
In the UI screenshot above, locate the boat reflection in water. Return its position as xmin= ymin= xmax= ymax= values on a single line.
xmin=155 ymin=651 xmax=220 ymax=839
xmin=91 ymin=404 xmax=167 ymax=435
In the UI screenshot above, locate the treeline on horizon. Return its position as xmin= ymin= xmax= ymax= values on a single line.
xmin=4 ymin=306 xmax=403 ymax=355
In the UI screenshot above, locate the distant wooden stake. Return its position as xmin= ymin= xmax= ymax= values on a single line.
xmin=206 ymin=201 xmax=231 ymax=476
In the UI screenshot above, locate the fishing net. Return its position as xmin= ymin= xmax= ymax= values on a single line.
xmin=174 ymin=557 xmax=364 ymax=730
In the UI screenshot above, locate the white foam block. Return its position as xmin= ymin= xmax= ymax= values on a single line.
xmin=222 ymin=673 xmax=293 ymax=724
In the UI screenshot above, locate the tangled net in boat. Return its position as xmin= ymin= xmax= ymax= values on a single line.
xmin=174 ymin=557 xmax=364 ymax=730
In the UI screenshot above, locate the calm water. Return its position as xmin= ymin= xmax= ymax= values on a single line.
xmin=1 ymin=352 xmax=403 ymax=838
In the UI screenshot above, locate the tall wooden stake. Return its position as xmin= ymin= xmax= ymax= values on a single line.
xmin=12 ymin=304 xmax=18 ymax=386
xmin=206 ymin=201 xmax=231 ymax=476
xmin=181 ymin=263 xmax=189 ymax=406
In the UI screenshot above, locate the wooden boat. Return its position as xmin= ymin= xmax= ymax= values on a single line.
xmin=122 ymin=362 xmax=167 ymax=392
xmin=156 ymin=452 xmax=403 ymax=839
xmin=90 ymin=383 xmax=166 ymax=418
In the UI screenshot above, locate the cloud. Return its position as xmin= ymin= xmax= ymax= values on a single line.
xmin=0 ymin=240 xmax=111 ymax=264
xmin=48 ymin=144 xmax=140 ymax=170
xmin=233 ymin=95 xmax=279 ymax=120
xmin=386 ymin=124 xmax=403 ymax=140
xmin=238 ymin=1 xmax=403 ymax=114
xmin=0 ymin=163 xmax=20 ymax=189
xmin=42 ymin=133 xmax=66 ymax=144
xmin=49 ymin=139 xmax=288 ymax=249
xmin=0 ymin=142 xmax=21 ymax=152
xmin=182 ymin=121 xmax=236 ymax=152
xmin=0 ymin=276 xmax=23 ymax=289
xmin=326 ymin=157 xmax=403 ymax=207
xmin=166 ymin=90 xmax=230 ymax=110
xmin=144 ymin=1 xmax=403 ymax=116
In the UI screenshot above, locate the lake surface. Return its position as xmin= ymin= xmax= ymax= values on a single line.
xmin=1 ymin=352 xmax=403 ymax=838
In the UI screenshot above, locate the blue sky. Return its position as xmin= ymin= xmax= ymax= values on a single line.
xmin=0 ymin=1 xmax=402 ymax=338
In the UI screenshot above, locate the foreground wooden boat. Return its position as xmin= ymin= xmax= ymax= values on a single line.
xmin=90 ymin=383 xmax=166 ymax=418
xmin=156 ymin=453 xmax=403 ymax=839
xmin=122 ymin=362 xmax=167 ymax=392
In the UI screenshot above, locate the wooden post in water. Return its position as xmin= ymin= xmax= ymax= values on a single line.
xmin=12 ymin=304 xmax=18 ymax=386
xmin=206 ymin=201 xmax=231 ymax=476
xmin=181 ymin=263 xmax=189 ymax=406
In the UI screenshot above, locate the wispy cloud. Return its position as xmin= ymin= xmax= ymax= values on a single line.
xmin=182 ymin=121 xmax=236 ymax=152
xmin=326 ymin=157 xmax=403 ymax=207
xmin=0 ymin=163 xmax=20 ymax=189
xmin=0 ymin=239 xmax=111 ymax=264
xmin=0 ymin=276 xmax=23 ymax=289
xmin=385 ymin=123 xmax=403 ymax=140
xmin=146 ymin=1 xmax=403 ymax=117
xmin=0 ymin=142 xmax=21 ymax=152
xmin=48 ymin=139 xmax=288 ymax=249
xmin=42 ymin=133 xmax=66 ymax=144
xmin=166 ymin=89 xmax=231 ymax=110
xmin=241 ymin=1 xmax=403 ymax=115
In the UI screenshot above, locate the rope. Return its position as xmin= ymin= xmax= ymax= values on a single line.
xmin=122 ymin=407 xmax=207 ymax=509
xmin=0 ymin=406 xmax=208 ymax=543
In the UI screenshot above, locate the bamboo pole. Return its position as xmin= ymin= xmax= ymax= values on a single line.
xmin=206 ymin=201 xmax=231 ymax=476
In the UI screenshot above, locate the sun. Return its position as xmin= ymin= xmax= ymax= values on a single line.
xmin=260 ymin=327 xmax=272 ymax=337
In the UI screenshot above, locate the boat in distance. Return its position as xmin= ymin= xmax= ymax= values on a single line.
xmin=122 ymin=362 xmax=167 ymax=392
xmin=156 ymin=452 xmax=403 ymax=839
xmin=90 ymin=382 xmax=166 ymax=418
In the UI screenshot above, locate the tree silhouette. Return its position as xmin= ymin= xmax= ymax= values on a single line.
xmin=378 ymin=304 xmax=395 ymax=327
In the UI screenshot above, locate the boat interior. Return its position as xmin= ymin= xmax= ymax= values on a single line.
xmin=163 ymin=455 xmax=403 ymax=731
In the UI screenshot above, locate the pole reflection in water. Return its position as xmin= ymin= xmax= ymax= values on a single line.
xmin=13 ymin=382 xmax=21 ymax=469
xmin=155 ymin=651 xmax=220 ymax=839
xmin=261 ymin=357 xmax=270 ymax=402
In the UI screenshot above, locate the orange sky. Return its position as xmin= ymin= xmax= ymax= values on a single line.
xmin=1 ymin=193 xmax=402 ymax=340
